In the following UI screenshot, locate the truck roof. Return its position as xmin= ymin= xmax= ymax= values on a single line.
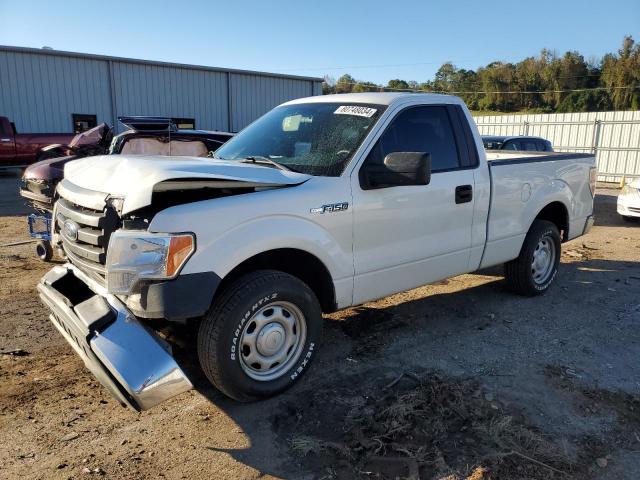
xmin=282 ymin=92 xmax=462 ymax=107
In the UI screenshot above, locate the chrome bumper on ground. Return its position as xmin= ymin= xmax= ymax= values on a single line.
xmin=38 ymin=264 xmax=193 ymax=411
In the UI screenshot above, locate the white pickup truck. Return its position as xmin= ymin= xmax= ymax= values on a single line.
xmin=38 ymin=93 xmax=596 ymax=410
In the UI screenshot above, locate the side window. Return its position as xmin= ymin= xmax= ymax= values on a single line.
xmin=522 ymin=140 xmax=538 ymax=151
xmin=503 ymin=140 xmax=518 ymax=150
xmin=365 ymin=106 xmax=461 ymax=172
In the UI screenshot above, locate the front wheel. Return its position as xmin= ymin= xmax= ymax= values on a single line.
xmin=504 ymin=220 xmax=561 ymax=296
xmin=197 ymin=270 xmax=322 ymax=401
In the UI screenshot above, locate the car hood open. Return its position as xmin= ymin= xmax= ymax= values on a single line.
xmin=62 ymin=155 xmax=311 ymax=214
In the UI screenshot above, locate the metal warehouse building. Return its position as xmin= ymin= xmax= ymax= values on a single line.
xmin=0 ymin=45 xmax=323 ymax=134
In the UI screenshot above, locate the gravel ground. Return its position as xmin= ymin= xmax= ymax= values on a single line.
xmin=0 ymin=184 xmax=639 ymax=479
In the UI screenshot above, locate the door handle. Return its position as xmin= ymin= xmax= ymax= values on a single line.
xmin=455 ymin=184 xmax=473 ymax=204
xmin=0 ymin=138 xmax=12 ymax=142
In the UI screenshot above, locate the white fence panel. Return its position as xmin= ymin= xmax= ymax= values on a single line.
xmin=474 ymin=110 xmax=640 ymax=183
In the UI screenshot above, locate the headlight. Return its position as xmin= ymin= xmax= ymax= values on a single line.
xmin=106 ymin=231 xmax=195 ymax=295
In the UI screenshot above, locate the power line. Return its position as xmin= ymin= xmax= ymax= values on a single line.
xmin=273 ymin=52 xmax=600 ymax=73
xmin=325 ymin=82 xmax=640 ymax=95
xmin=274 ymin=58 xmax=522 ymax=72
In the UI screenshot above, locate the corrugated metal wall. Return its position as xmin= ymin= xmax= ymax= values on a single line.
xmin=474 ymin=111 xmax=640 ymax=182
xmin=110 ymin=62 xmax=230 ymax=131
xmin=0 ymin=46 xmax=323 ymax=134
xmin=229 ymin=74 xmax=315 ymax=132
xmin=0 ymin=50 xmax=112 ymax=132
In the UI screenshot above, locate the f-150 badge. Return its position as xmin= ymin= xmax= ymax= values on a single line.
xmin=310 ymin=202 xmax=349 ymax=214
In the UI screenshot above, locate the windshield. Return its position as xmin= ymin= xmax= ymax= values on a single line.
xmin=69 ymin=123 xmax=108 ymax=148
xmin=214 ymin=103 xmax=384 ymax=176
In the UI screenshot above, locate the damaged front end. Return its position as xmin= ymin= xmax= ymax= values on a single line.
xmin=38 ymin=264 xmax=192 ymax=410
xmin=41 ymin=160 xmax=309 ymax=409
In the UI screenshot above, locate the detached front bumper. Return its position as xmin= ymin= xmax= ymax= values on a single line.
xmin=38 ymin=264 xmax=193 ymax=410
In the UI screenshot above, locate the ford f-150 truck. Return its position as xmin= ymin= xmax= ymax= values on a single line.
xmin=38 ymin=93 xmax=596 ymax=410
xmin=0 ymin=116 xmax=75 ymax=169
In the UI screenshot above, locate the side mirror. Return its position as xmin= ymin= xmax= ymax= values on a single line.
xmin=360 ymin=152 xmax=431 ymax=189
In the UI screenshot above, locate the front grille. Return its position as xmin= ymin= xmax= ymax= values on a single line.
xmin=55 ymin=195 xmax=121 ymax=283
xmin=629 ymin=207 xmax=640 ymax=213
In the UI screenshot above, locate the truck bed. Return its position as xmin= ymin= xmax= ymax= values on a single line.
xmin=480 ymin=150 xmax=596 ymax=269
xmin=485 ymin=150 xmax=593 ymax=164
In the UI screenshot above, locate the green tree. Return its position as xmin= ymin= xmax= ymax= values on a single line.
xmin=386 ymin=79 xmax=410 ymax=90
xmin=322 ymin=75 xmax=336 ymax=95
xmin=352 ymin=81 xmax=379 ymax=92
xmin=557 ymin=90 xmax=612 ymax=112
xmin=601 ymin=36 xmax=640 ymax=110
xmin=320 ymin=36 xmax=638 ymax=113
xmin=335 ymin=74 xmax=356 ymax=94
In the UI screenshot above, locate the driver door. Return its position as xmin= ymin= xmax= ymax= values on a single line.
xmin=351 ymin=104 xmax=476 ymax=304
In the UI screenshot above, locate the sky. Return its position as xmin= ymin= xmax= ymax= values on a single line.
xmin=0 ymin=0 xmax=638 ymax=86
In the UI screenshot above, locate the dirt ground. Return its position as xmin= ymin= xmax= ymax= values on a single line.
xmin=1 ymin=179 xmax=639 ymax=479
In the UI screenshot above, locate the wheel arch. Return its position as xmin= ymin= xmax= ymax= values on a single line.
xmin=217 ymin=248 xmax=337 ymax=313
xmin=532 ymin=201 xmax=570 ymax=241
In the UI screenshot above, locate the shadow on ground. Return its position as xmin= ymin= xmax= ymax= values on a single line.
xmin=175 ymin=253 xmax=640 ymax=479
xmin=0 ymin=169 xmax=33 ymax=217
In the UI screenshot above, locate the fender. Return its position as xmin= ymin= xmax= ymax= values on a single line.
xmin=147 ymin=182 xmax=355 ymax=309
xmin=180 ymin=214 xmax=351 ymax=280
xmin=37 ymin=144 xmax=69 ymax=160
xmin=521 ymin=180 xmax=572 ymax=237
xmin=40 ymin=143 xmax=67 ymax=153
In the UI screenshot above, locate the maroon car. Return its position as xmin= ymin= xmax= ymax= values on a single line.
xmin=20 ymin=123 xmax=113 ymax=211
xmin=20 ymin=117 xmax=234 ymax=261
xmin=21 ymin=117 xmax=234 ymax=211
xmin=0 ymin=116 xmax=75 ymax=169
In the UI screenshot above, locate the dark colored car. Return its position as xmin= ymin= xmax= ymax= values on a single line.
xmin=21 ymin=117 xmax=234 ymax=211
xmin=482 ymin=135 xmax=553 ymax=152
xmin=0 ymin=116 xmax=75 ymax=169
xmin=20 ymin=117 xmax=234 ymax=262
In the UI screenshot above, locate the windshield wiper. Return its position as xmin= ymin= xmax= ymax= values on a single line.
xmin=240 ymin=156 xmax=291 ymax=172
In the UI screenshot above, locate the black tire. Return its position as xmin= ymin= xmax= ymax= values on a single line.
xmin=197 ymin=270 xmax=323 ymax=402
xmin=622 ymin=215 xmax=636 ymax=223
xmin=504 ymin=220 xmax=561 ymax=296
xmin=35 ymin=240 xmax=53 ymax=262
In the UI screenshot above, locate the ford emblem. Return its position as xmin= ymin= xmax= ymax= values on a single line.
xmin=63 ymin=219 xmax=79 ymax=241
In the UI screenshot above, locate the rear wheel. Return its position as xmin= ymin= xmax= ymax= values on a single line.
xmin=504 ymin=220 xmax=561 ymax=296
xmin=197 ymin=270 xmax=322 ymax=401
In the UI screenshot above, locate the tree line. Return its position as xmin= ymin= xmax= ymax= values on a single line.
xmin=322 ymin=36 xmax=640 ymax=113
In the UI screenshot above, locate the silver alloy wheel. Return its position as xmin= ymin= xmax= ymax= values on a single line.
xmin=531 ymin=235 xmax=556 ymax=284
xmin=238 ymin=301 xmax=307 ymax=381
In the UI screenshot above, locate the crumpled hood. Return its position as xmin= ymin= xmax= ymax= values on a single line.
xmin=63 ymin=155 xmax=311 ymax=214
xmin=24 ymin=155 xmax=76 ymax=182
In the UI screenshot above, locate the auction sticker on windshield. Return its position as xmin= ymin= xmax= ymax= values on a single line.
xmin=334 ymin=106 xmax=377 ymax=117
